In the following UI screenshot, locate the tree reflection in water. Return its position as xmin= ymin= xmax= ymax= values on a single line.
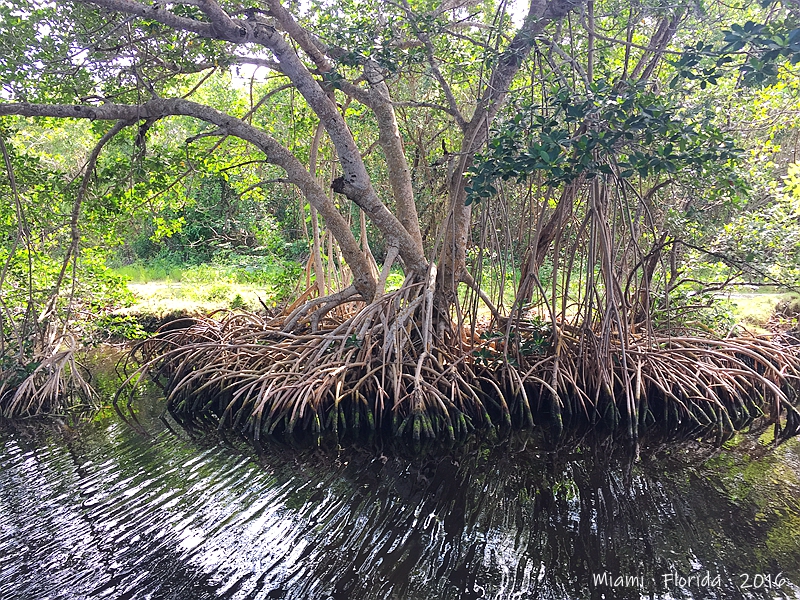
xmin=1 ymin=407 xmax=799 ymax=600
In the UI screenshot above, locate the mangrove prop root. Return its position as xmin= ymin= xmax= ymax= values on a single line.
xmin=1 ymin=334 xmax=97 ymax=419
xmin=115 ymin=287 xmax=800 ymax=442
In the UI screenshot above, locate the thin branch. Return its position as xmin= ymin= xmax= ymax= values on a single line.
xmin=461 ymin=270 xmax=502 ymax=323
xmin=217 ymin=159 xmax=269 ymax=172
xmin=231 ymin=55 xmax=284 ymax=73
xmin=237 ymin=178 xmax=290 ymax=196
xmin=579 ymin=11 xmax=683 ymax=56
xmin=181 ymin=64 xmax=219 ymax=98
xmin=185 ymin=128 xmax=227 ymax=144
xmin=396 ymin=0 xmax=467 ymax=130
xmin=545 ymin=38 xmax=590 ymax=88
xmin=677 ymin=241 xmax=800 ymax=294
xmin=47 ymin=120 xmax=134 ymax=326
xmin=393 ymin=100 xmax=463 ymax=119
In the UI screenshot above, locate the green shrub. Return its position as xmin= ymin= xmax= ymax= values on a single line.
xmin=94 ymin=314 xmax=149 ymax=341
xmin=230 ymin=293 xmax=247 ymax=309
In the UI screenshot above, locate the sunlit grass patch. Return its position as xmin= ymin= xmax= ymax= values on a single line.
xmin=114 ymin=262 xmax=186 ymax=282
xmin=112 ymin=254 xmax=304 ymax=316
xmin=124 ymin=281 xmax=270 ymax=314
xmin=725 ymin=290 xmax=796 ymax=331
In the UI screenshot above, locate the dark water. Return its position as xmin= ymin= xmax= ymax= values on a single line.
xmin=2 ymin=397 xmax=800 ymax=600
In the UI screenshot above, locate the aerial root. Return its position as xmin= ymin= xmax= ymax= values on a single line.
xmin=283 ymin=284 xmax=363 ymax=332
xmin=117 ymin=281 xmax=483 ymax=441
xmin=0 ymin=334 xmax=97 ymax=418
xmin=115 ymin=291 xmax=800 ymax=441
xmin=499 ymin=333 xmax=800 ymax=442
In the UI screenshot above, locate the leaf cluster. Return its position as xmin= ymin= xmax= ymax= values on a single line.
xmin=671 ymin=17 xmax=800 ymax=89
xmin=466 ymin=83 xmax=742 ymax=204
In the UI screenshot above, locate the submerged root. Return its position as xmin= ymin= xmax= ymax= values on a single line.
xmin=502 ymin=331 xmax=800 ymax=443
xmin=116 ymin=288 xmax=800 ymax=442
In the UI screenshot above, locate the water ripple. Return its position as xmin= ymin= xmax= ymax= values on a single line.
xmin=1 ymin=415 xmax=800 ymax=599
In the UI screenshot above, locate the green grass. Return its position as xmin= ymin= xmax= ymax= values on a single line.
xmin=114 ymin=261 xmax=186 ymax=282
xmin=725 ymin=290 xmax=800 ymax=332
xmin=123 ymin=281 xmax=273 ymax=314
xmin=112 ymin=254 xmax=303 ymax=316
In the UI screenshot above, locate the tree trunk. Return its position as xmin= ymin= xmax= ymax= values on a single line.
xmin=435 ymin=0 xmax=584 ymax=325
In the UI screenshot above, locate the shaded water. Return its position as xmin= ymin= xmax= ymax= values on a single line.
xmin=2 ymin=396 xmax=800 ymax=599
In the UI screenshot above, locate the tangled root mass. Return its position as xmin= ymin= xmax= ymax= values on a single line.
xmin=116 ymin=282 xmax=800 ymax=443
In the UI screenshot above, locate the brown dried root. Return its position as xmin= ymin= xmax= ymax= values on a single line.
xmin=117 ymin=271 xmax=491 ymax=441
xmin=0 ymin=334 xmax=96 ymax=418
xmin=116 ymin=278 xmax=800 ymax=442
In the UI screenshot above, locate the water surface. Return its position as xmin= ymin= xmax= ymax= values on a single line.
xmin=2 ymin=398 xmax=800 ymax=600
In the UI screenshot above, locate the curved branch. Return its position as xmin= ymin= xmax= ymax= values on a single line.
xmin=0 ymin=98 xmax=377 ymax=301
xmin=284 ymin=285 xmax=361 ymax=332
xmin=259 ymin=2 xmax=426 ymax=268
xmin=72 ymin=0 xmax=428 ymax=274
xmin=75 ymin=0 xmax=215 ymax=36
